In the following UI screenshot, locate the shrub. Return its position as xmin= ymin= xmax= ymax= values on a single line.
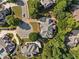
xmin=29 ymin=32 xmax=39 ymax=41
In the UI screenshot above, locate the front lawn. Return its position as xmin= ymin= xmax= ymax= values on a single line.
xmin=11 ymin=6 xmax=22 ymax=19
xmin=30 ymin=22 xmax=40 ymax=33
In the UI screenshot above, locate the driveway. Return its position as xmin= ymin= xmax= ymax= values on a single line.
xmin=16 ymin=21 xmax=32 ymax=39
xmin=21 ymin=0 xmax=29 ymax=20
xmin=16 ymin=0 xmax=31 ymax=39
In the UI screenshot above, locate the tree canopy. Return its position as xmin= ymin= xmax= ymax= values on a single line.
xmin=53 ymin=0 xmax=67 ymax=19
xmin=6 ymin=15 xmax=20 ymax=26
xmin=29 ymin=32 xmax=39 ymax=41
xmin=28 ymin=0 xmax=40 ymax=18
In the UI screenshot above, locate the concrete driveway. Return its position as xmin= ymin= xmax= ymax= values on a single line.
xmin=21 ymin=0 xmax=29 ymax=20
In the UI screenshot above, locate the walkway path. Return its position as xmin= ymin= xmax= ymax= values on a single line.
xmin=0 ymin=30 xmax=19 ymax=45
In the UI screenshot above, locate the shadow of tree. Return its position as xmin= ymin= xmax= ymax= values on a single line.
xmin=19 ymin=20 xmax=31 ymax=30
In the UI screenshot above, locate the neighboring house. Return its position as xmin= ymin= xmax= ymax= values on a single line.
xmin=0 ymin=34 xmax=15 ymax=59
xmin=71 ymin=0 xmax=79 ymax=21
xmin=0 ymin=44 xmax=7 ymax=59
xmin=40 ymin=0 xmax=56 ymax=8
xmin=21 ymin=41 xmax=42 ymax=58
xmin=39 ymin=17 xmax=56 ymax=39
xmin=65 ymin=30 xmax=79 ymax=48
xmin=0 ymin=8 xmax=11 ymax=25
xmin=72 ymin=5 xmax=79 ymax=21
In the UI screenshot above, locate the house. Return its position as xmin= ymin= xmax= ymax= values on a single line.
xmin=40 ymin=0 xmax=56 ymax=8
xmin=21 ymin=41 xmax=42 ymax=58
xmin=0 ymin=8 xmax=11 ymax=25
xmin=65 ymin=30 xmax=79 ymax=48
xmin=71 ymin=0 xmax=79 ymax=21
xmin=71 ymin=4 xmax=79 ymax=21
xmin=2 ymin=35 xmax=15 ymax=53
xmin=0 ymin=44 xmax=7 ymax=59
xmin=0 ymin=34 xmax=15 ymax=59
xmin=39 ymin=17 xmax=56 ymax=39
xmin=17 ymin=17 xmax=56 ymax=39
xmin=73 ymin=9 xmax=79 ymax=21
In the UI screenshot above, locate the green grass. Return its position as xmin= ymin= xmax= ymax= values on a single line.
xmin=13 ymin=54 xmax=27 ymax=59
xmin=0 ymin=26 xmax=16 ymax=29
xmin=28 ymin=0 xmax=40 ymax=17
xmin=70 ymin=46 xmax=79 ymax=59
xmin=12 ymin=6 xmax=22 ymax=19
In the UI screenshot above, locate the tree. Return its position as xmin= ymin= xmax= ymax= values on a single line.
xmin=53 ymin=0 xmax=67 ymax=19
xmin=29 ymin=32 xmax=39 ymax=41
xmin=6 ymin=15 xmax=20 ymax=26
xmin=71 ymin=0 xmax=79 ymax=4
xmin=28 ymin=0 xmax=40 ymax=18
xmin=42 ymin=33 xmax=75 ymax=59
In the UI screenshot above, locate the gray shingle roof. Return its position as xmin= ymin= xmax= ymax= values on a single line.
xmin=21 ymin=42 xmax=41 ymax=58
xmin=39 ymin=17 xmax=56 ymax=38
xmin=0 ymin=8 xmax=11 ymax=25
xmin=0 ymin=34 xmax=15 ymax=53
xmin=40 ymin=0 xmax=56 ymax=8
xmin=65 ymin=30 xmax=79 ymax=48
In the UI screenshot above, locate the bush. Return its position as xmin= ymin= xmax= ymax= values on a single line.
xmin=29 ymin=32 xmax=39 ymax=41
